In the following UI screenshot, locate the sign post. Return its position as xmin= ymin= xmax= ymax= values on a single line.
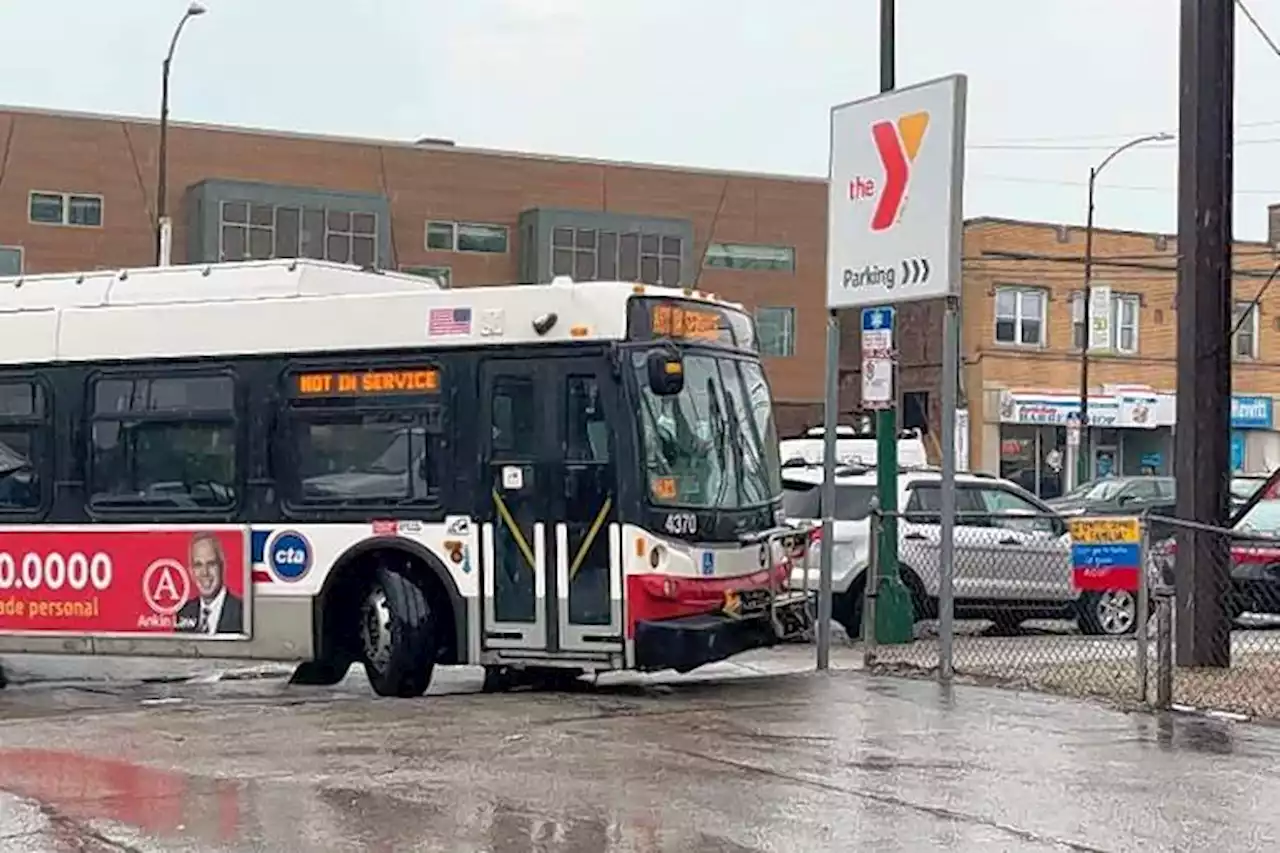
xmin=823 ymin=73 xmax=967 ymax=660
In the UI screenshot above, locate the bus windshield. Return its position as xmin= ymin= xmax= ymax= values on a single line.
xmin=632 ymin=350 xmax=781 ymax=510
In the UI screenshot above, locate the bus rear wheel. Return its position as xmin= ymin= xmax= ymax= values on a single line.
xmin=360 ymin=565 xmax=436 ymax=698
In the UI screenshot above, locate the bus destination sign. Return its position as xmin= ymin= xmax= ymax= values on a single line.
xmin=628 ymin=298 xmax=756 ymax=352
xmin=295 ymin=367 xmax=440 ymax=397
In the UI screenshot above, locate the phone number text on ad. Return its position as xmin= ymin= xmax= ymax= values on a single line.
xmin=0 ymin=551 xmax=113 ymax=593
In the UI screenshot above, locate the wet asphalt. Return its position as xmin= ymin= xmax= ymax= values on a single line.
xmin=0 ymin=649 xmax=1278 ymax=852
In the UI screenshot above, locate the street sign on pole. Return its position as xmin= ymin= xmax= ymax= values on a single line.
xmin=826 ymin=74 xmax=967 ymax=311
xmin=821 ymin=72 xmax=967 ymax=667
xmin=861 ymin=306 xmax=895 ymax=410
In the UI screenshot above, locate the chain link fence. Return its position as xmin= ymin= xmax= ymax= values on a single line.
xmin=1147 ymin=514 xmax=1280 ymax=719
xmin=841 ymin=506 xmax=1280 ymax=720
xmin=855 ymin=508 xmax=1155 ymax=708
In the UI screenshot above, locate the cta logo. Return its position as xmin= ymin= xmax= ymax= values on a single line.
xmin=267 ymin=530 xmax=312 ymax=582
xmin=849 ymin=110 xmax=930 ymax=232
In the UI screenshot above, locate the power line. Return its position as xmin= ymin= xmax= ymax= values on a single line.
xmin=1238 ymin=0 xmax=1280 ymax=59
xmin=964 ymin=3 xmax=1280 ymax=154
xmin=968 ymin=135 xmax=1280 ymax=152
xmin=969 ymin=118 xmax=1280 ymax=147
xmin=968 ymin=172 xmax=1280 ymax=196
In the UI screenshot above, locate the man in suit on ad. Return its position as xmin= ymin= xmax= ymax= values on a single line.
xmin=176 ymin=532 xmax=244 ymax=635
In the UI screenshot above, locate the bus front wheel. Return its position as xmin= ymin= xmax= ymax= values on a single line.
xmin=360 ymin=565 xmax=436 ymax=698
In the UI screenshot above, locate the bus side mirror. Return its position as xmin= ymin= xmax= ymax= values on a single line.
xmin=646 ymin=350 xmax=684 ymax=396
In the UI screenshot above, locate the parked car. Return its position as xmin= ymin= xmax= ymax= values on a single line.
xmin=1230 ymin=474 xmax=1271 ymax=516
xmin=1046 ymin=475 xmax=1175 ymax=517
xmin=1046 ymin=475 xmax=1176 ymax=538
xmin=1151 ymin=478 xmax=1280 ymax=620
xmin=782 ymin=464 xmax=1138 ymax=638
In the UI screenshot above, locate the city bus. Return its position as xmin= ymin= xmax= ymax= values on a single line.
xmin=0 ymin=259 xmax=808 ymax=697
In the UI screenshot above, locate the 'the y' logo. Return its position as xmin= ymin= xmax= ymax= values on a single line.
xmin=850 ymin=111 xmax=930 ymax=232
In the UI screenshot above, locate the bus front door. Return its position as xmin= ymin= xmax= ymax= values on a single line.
xmin=478 ymin=358 xmax=623 ymax=658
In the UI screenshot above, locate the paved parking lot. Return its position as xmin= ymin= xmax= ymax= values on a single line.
xmin=2 ymin=648 xmax=1280 ymax=852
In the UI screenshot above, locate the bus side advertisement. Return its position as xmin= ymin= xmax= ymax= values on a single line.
xmin=0 ymin=528 xmax=250 ymax=638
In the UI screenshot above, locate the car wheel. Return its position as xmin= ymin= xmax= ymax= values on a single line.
xmin=1077 ymin=590 xmax=1137 ymax=636
xmin=832 ymin=578 xmax=865 ymax=640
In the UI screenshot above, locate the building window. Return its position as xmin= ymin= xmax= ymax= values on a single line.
xmin=547 ymin=228 xmax=681 ymax=285
xmin=756 ymin=307 xmax=796 ymax=357
xmin=220 ymin=201 xmax=376 ymax=265
xmin=994 ymin=286 xmax=1046 ymax=346
xmin=705 ymin=243 xmax=795 ymax=273
xmin=551 ymin=227 xmax=600 ymax=280
xmin=1234 ymin=300 xmax=1260 ymax=359
xmin=424 ymin=221 xmax=508 ymax=254
xmin=88 ymin=374 xmax=238 ymax=512
xmin=401 ymin=265 xmax=452 ymax=287
xmin=0 ymin=247 xmax=22 ymax=276
xmin=29 ymin=191 xmax=103 ymax=227
xmin=1070 ymin=291 xmax=1140 ymax=353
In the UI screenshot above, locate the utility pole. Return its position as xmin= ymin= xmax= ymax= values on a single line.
xmin=872 ymin=0 xmax=901 ymax=615
xmin=1174 ymin=0 xmax=1233 ymax=667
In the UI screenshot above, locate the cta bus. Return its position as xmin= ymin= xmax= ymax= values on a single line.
xmin=0 ymin=259 xmax=808 ymax=696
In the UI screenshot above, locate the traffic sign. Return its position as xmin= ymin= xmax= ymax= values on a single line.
xmin=861 ymin=306 xmax=894 ymax=354
xmin=862 ymin=357 xmax=894 ymax=408
xmin=826 ymin=74 xmax=967 ymax=310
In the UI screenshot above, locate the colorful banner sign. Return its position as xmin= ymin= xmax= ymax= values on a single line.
xmin=0 ymin=528 xmax=250 ymax=638
xmin=1068 ymin=516 xmax=1141 ymax=592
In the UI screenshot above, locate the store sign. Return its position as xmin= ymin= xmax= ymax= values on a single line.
xmin=999 ymin=395 xmax=1118 ymax=426
xmin=1116 ymin=392 xmax=1159 ymax=429
xmin=999 ymin=391 xmax=1174 ymax=428
xmin=1231 ymin=396 xmax=1273 ymax=430
xmin=1088 ymin=286 xmax=1112 ymax=351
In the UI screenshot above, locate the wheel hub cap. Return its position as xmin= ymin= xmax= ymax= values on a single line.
xmin=361 ymin=587 xmax=393 ymax=671
xmin=1097 ymin=590 xmax=1135 ymax=634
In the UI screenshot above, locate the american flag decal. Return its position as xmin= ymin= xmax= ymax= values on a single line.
xmin=428 ymin=307 xmax=472 ymax=336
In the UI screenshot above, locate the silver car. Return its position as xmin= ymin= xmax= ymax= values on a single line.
xmin=784 ymin=464 xmax=1139 ymax=638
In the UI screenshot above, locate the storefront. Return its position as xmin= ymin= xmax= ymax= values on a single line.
xmin=993 ymin=387 xmax=1176 ymax=497
xmin=1231 ymin=395 xmax=1279 ymax=474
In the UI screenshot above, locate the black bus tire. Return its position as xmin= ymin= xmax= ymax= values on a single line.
xmin=361 ymin=565 xmax=436 ymax=698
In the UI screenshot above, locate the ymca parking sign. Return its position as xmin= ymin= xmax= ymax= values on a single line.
xmin=826 ymin=74 xmax=967 ymax=310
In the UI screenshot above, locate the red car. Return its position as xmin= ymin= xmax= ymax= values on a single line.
xmin=1151 ymin=470 xmax=1280 ymax=619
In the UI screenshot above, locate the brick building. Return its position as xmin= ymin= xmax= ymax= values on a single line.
xmin=0 ymin=105 xmax=957 ymax=440
xmin=964 ymin=216 xmax=1280 ymax=498
xmin=4 ymin=104 xmax=1279 ymax=484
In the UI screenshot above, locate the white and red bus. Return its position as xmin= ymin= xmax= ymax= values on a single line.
xmin=0 ymin=259 xmax=808 ymax=696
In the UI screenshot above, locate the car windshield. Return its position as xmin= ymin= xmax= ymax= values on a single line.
xmin=782 ymin=482 xmax=876 ymax=520
xmin=1235 ymin=498 xmax=1280 ymax=534
xmin=1062 ymin=479 xmax=1128 ymax=502
xmin=633 ymin=351 xmax=781 ymax=510
xmin=1231 ymin=477 xmax=1266 ymax=501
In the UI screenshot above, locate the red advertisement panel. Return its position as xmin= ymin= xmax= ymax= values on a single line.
xmin=0 ymin=528 xmax=250 ymax=638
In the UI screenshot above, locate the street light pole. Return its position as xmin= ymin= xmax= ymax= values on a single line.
xmin=1075 ymin=132 xmax=1173 ymax=487
xmin=155 ymin=2 xmax=207 ymax=266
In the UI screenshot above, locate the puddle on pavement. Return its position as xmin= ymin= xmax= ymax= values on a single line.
xmin=0 ymin=749 xmax=766 ymax=851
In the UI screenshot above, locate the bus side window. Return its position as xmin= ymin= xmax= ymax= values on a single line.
xmin=491 ymin=377 xmax=536 ymax=457
xmin=0 ymin=380 xmax=49 ymax=513
xmin=88 ymin=374 xmax=239 ymax=512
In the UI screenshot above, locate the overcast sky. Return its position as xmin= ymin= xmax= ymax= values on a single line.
xmin=3 ymin=0 xmax=1278 ymax=239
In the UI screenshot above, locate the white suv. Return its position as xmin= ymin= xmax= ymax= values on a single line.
xmin=783 ymin=464 xmax=1138 ymax=638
